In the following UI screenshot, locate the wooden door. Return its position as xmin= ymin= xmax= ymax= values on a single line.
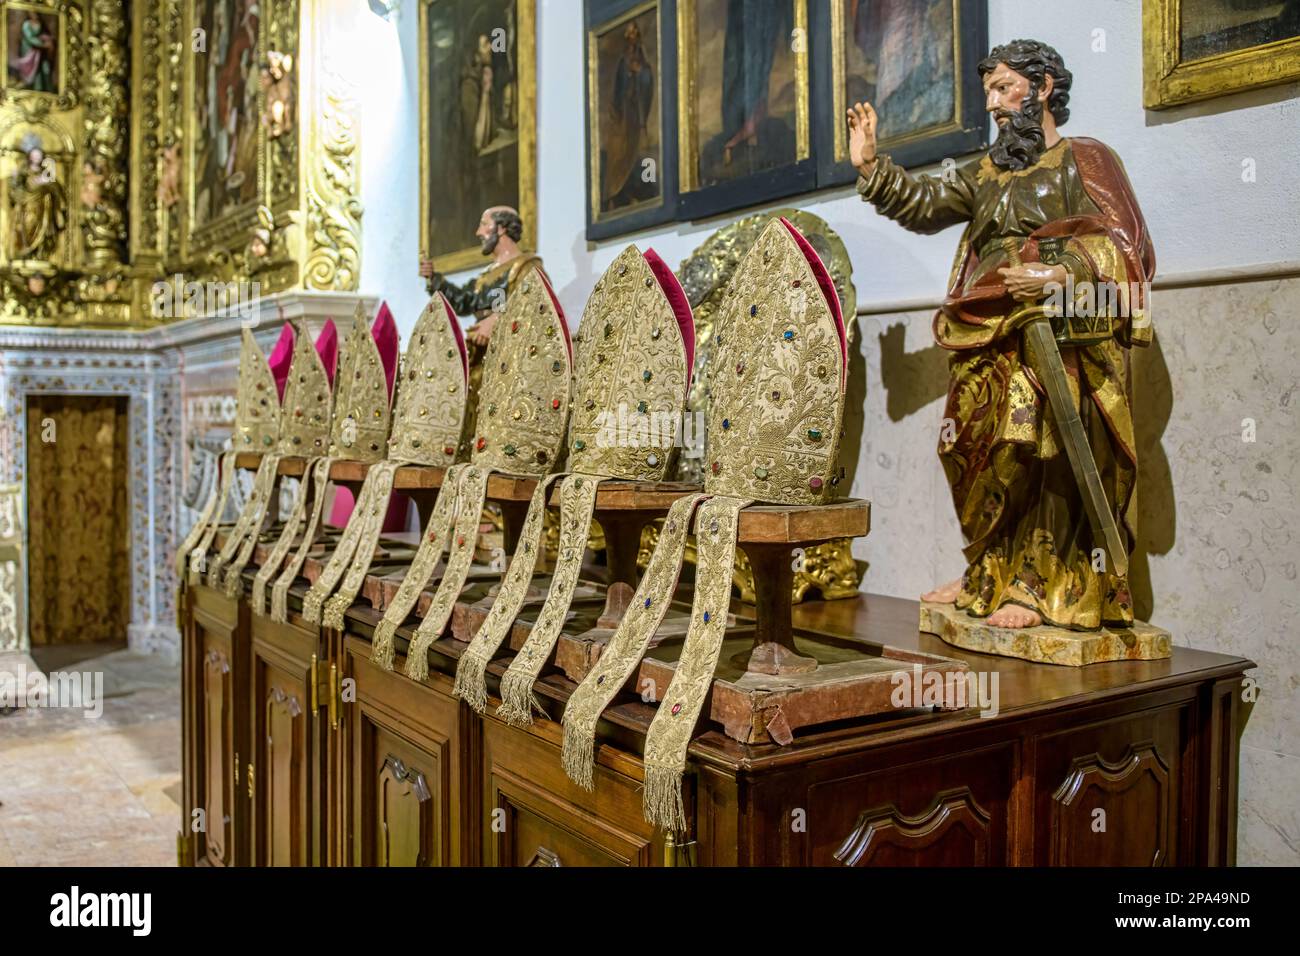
xmin=481 ymin=717 xmax=672 ymax=867
xmin=184 ymin=586 xmax=249 ymax=867
xmin=250 ymin=613 xmax=326 ymax=866
xmin=342 ymin=637 xmax=474 ymax=866
xmin=1034 ymin=701 xmax=1190 ymax=866
xmin=802 ymin=742 xmax=1016 ymax=867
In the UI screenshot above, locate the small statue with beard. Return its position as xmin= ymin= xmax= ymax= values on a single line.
xmin=849 ymin=39 xmax=1157 ymax=635
xmin=419 ymin=205 xmax=547 ymax=458
xmin=419 ymin=206 xmax=546 ymax=345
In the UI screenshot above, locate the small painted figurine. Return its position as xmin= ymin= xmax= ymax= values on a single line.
xmin=849 ymin=39 xmax=1156 ymax=631
xmin=419 ymin=206 xmax=545 ymax=346
xmin=419 ymin=206 xmax=546 ymax=458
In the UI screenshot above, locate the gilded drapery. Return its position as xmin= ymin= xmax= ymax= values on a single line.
xmin=26 ymin=395 xmax=130 ymax=645
xmin=860 ymin=137 xmax=1156 ymax=629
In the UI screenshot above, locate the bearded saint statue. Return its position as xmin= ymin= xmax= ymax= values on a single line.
xmin=848 ymin=39 xmax=1156 ymax=632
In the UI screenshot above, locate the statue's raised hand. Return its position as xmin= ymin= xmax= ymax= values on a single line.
xmin=846 ymin=102 xmax=879 ymax=178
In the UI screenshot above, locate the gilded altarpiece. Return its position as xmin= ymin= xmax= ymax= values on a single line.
xmin=0 ymin=0 xmax=139 ymax=326
xmin=150 ymin=0 xmax=363 ymax=304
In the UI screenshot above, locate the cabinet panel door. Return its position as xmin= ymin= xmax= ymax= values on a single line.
xmin=491 ymin=770 xmax=648 ymax=867
xmin=250 ymin=613 xmax=329 ymax=867
xmin=344 ymin=638 xmax=470 ymax=867
xmin=253 ymin=655 xmax=313 ymax=867
xmin=187 ymin=586 xmax=246 ymax=868
xmin=481 ymin=719 xmax=671 ymax=867
xmin=1035 ymin=705 xmax=1188 ymax=866
xmin=374 ymin=736 xmax=439 ymax=867
xmin=804 ymin=744 xmax=1016 ymax=867
xmin=201 ymin=645 xmax=234 ymax=866
xmin=265 ymin=675 xmax=307 ymax=866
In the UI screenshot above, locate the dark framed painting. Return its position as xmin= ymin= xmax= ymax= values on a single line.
xmin=420 ymin=0 xmax=537 ymax=273
xmin=1144 ymin=0 xmax=1300 ymax=108
xmin=187 ymin=0 xmax=265 ymax=241
xmin=676 ymin=0 xmax=817 ymax=221
xmin=813 ymin=0 xmax=987 ymax=187
xmin=3 ymin=2 xmax=60 ymax=95
xmin=585 ymin=0 xmax=679 ymax=240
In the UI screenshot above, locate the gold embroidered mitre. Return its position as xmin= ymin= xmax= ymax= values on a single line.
xmin=234 ymin=326 xmax=284 ymax=451
xmin=569 ymin=246 xmax=694 ymax=480
xmin=703 ymin=217 xmax=848 ymax=504
xmin=388 ymin=294 xmax=469 ymax=466
xmin=471 ymin=273 xmax=572 ymax=474
xmin=278 ymin=319 xmax=336 ymax=456
xmin=330 ymin=303 xmax=397 ymax=462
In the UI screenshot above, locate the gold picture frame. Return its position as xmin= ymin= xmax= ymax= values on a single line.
xmin=0 ymin=1 xmax=66 ymax=100
xmin=418 ymin=0 xmax=537 ymax=275
xmin=1144 ymin=0 xmax=1300 ymax=109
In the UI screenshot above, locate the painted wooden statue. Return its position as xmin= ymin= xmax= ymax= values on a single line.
xmin=848 ymin=39 xmax=1157 ymax=636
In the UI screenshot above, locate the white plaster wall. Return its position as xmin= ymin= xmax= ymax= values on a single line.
xmin=354 ymin=0 xmax=425 ymax=337
xmin=362 ymin=0 xmax=1300 ymax=863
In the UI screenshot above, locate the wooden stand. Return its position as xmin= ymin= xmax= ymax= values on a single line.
xmin=229 ymin=455 xmax=974 ymax=745
xmin=439 ymin=488 xmax=972 ymax=744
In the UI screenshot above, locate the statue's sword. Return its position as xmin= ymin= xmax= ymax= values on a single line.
xmin=1001 ymin=239 xmax=1128 ymax=578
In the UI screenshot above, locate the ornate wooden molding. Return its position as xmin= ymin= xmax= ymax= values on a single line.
xmin=82 ymin=0 xmax=129 ymax=270
xmin=835 ymin=787 xmax=992 ymax=866
xmin=301 ymin=49 xmax=361 ymax=292
xmin=1050 ymin=742 xmax=1172 ymax=866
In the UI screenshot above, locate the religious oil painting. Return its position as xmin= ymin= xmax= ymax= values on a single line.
xmin=840 ymin=0 xmax=954 ymax=148
xmin=820 ymin=0 xmax=986 ymax=183
xmin=190 ymin=0 xmax=263 ymax=233
xmin=4 ymin=3 xmax=60 ymax=95
xmin=1144 ymin=0 xmax=1300 ymax=108
xmin=421 ymin=0 xmax=537 ymax=273
xmin=682 ymin=0 xmax=808 ymax=194
xmin=588 ymin=1 xmax=664 ymax=227
xmin=1179 ymin=0 xmax=1300 ymax=60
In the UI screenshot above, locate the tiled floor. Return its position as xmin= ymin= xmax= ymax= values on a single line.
xmin=0 ymin=646 xmax=180 ymax=867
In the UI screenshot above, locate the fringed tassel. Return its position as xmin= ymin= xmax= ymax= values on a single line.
xmin=301 ymin=590 xmax=324 ymax=625
xmin=250 ymin=578 xmax=268 ymax=617
xmin=222 ymin=567 xmax=243 ymax=599
xmin=322 ymin=594 xmax=350 ymax=631
xmin=270 ymin=583 xmax=289 ymax=624
xmin=370 ymin=619 xmax=397 ymax=670
xmin=642 ymin=765 xmax=688 ymax=832
xmin=496 ymin=667 xmax=544 ymax=727
xmin=404 ymin=626 xmax=435 ymax=682
xmin=560 ymin=720 xmax=596 ymax=792
xmin=452 ymin=648 xmax=490 ymax=714
xmin=206 ymin=557 xmax=225 ymax=589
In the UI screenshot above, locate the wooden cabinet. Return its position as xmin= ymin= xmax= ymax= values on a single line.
xmin=248 ymin=612 xmax=334 ymax=866
xmin=181 ymin=585 xmax=249 ymax=867
xmin=481 ymin=714 xmax=674 ymax=867
xmin=180 ymin=586 xmax=1251 ymax=867
xmin=341 ymin=637 xmax=475 ymax=866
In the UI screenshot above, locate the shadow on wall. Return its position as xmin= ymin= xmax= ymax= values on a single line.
xmin=878 ymin=320 xmax=947 ymax=422
xmin=1131 ymin=332 xmax=1177 ymax=623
